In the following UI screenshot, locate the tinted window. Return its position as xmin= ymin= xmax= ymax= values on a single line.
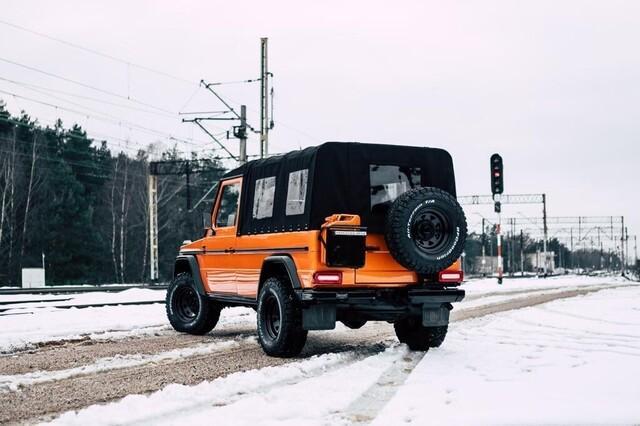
xmin=253 ymin=176 xmax=276 ymax=219
xmin=286 ymin=169 xmax=308 ymax=216
xmin=215 ymin=183 xmax=241 ymax=227
xmin=370 ymin=165 xmax=421 ymax=212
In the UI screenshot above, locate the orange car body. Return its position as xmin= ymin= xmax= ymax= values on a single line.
xmin=180 ymin=175 xmax=463 ymax=300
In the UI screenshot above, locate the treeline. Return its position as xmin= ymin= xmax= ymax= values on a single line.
xmin=0 ymin=102 xmax=224 ymax=286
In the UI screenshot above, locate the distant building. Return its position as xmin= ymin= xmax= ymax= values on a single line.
xmin=526 ymin=251 xmax=555 ymax=273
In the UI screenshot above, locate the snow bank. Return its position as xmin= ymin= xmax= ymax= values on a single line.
xmin=0 ymin=303 xmax=254 ymax=353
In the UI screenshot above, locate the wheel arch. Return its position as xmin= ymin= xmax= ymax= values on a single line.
xmin=259 ymin=255 xmax=302 ymax=295
xmin=173 ymin=255 xmax=206 ymax=295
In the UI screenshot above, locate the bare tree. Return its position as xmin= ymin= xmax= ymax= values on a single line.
xmin=19 ymin=132 xmax=38 ymax=260
xmin=110 ymin=156 xmax=120 ymax=282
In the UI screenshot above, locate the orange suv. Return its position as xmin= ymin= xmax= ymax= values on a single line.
xmin=166 ymin=142 xmax=467 ymax=357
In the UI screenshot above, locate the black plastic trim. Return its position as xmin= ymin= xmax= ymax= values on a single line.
xmin=260 ymin=255 xmax=303 ymax=290
xmin=208 ymin=293 xmax=257 ymax=307
xmin=174 ymin=255 xmax=206 ymax=295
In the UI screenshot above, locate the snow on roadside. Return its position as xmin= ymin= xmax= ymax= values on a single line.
xmin=461 ymin=274 xmax=628 ymax=298
xmin=373 ymin=285 xmax=640 ymax=425
xmin=0 ymin=303 xmax=255 ymax=354
xmin=0 ymin=288 xmax=165 ymax=311
xmin=49 ymin=348 xmax=405 ymax=425
xmin=0 ymin=338 xmax=247 ymax=392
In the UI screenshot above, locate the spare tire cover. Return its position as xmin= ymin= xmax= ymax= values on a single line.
xmin=385 ymin=187 xmax=467 ymax=274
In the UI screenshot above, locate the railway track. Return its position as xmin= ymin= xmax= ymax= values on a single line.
xmin=0 ymin=300 xmax=165 ymax=316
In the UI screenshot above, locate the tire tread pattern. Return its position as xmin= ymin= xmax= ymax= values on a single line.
xmin=385 ymin=187 xmax=467 ymax=274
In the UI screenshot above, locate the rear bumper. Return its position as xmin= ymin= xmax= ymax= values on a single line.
xmin=296 ymin=286 xmax=465 ymax=330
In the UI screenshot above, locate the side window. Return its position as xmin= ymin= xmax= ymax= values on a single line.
xmin=215 ymin=183 xmax=241 ymax=228
xmin=252 ymin=176 xmax=276 ymax=219
xmin=370 ymin=165 xmax=421 ymax=212
xmin=285 ymin=169 xmax=308 ymax=216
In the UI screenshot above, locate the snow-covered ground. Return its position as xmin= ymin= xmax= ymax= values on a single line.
xmin=0 ymin=289 xmax=251 ymax=353
xmin=41 ymin=277 xmax=639 ymax=425
xmin=373 ymin=285 xmax=640 ymax=424
xmin=0 ymin=275 xmax=629 ymax=353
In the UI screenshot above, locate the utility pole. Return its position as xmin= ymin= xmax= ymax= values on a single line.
xmin=625 ymin=226 xmax=629 ymax=271
xmin=239 ymin=105 xmax=247 ymax=163
xmin=260 ymin=37 xmax=270 ymax=158
xmin=634 ymin=235 xmax=638 ymax=272
xmin=148 ymin=174 xmax=158 ymax=282
xmin=621 ymin=216 xmax=625 ymax=275
xmin=570 ymin=227 xmax=574 ymax=270
xmin=520 ymin=229 xmax=524 ymax=276
xmin=481 ymin=218 xmax=486 ymax=277
xmin=542 ymin=193 xmax=548 ymax=277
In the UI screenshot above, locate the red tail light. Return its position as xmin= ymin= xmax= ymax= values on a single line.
xmin=313 ymin=271 xmax=343 ymax=285
xmin=438 ymin=270 xmax=464 ymax=283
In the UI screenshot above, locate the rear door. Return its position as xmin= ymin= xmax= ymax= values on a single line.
xmin=200 ymin=178 xmax=241 ymax=294
xmin=356 ymin=164 xmax=420 ymax=285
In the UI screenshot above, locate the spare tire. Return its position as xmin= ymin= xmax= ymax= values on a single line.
xmin=385 ymin=187 xmax=467 ymax=274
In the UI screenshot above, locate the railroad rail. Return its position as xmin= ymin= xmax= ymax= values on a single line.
xmin=0 ymin=299 xmax=165 ymax=316
xmin=0 ymin=284 xmax=168 ymax=296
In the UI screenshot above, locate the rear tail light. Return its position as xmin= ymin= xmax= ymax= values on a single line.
xmin=313 ymin=271 xmax=343 ymax=285
xmin=438 ymin=270 xmax=463 ymax=283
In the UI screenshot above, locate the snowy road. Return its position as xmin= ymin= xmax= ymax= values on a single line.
xmin=0 ymin=276 xmax=637 ymax=424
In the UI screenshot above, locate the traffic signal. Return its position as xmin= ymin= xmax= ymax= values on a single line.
xmin=490 ymin=154 xmax=504 ymax=195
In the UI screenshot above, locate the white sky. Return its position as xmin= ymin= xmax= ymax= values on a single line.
xmin=0 ymin=0 xmax=638 ymax=248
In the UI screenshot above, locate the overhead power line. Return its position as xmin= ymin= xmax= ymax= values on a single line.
xmin=0 ymin=88 xmax=208 ymax=147
xmin=0 ymin=19 xmax=200 ymax=87
xmin=0 ymin=56 xmax=176 ymax=115
xmin=0 ymin=76 xmax=175 ymax=118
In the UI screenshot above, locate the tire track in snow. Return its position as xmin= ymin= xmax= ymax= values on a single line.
xmin=338 ymin=282 xmax=637 ymax=424
xmin=0 ymin=327 xmax=394 ymax=424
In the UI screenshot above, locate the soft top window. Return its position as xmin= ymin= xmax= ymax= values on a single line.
xmin=253 ymin=176 xmax=276 ymax=219
xmin=370 ymin=165 xmax=421 ymax=213
xmin=286 ymin=169 xmax=308 ymax=216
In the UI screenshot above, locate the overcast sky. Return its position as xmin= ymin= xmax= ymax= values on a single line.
xmin=1 ymin=1 xmax=638 ymax=252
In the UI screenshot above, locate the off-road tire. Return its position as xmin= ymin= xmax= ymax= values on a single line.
xmin=166 ymin=273 xmax=221 ymax=335
xmin=385 ymin=187 xmax=467 ymax=274
xmin=257 ymin=277 xmax=308 ymax=357
xmin=394 ymin=317 xmax=448 ymax=350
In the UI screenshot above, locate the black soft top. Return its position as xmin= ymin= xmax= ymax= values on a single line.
xmin=223 ymin=142 xmax=456 ymax=235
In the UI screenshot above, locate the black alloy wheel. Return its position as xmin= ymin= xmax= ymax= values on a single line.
xmin=257 ymin=277 xmax=308 ymax=357
xmin=166 ymin=273 xmax=221 ymax=335
xmin=411 ymin=206 xmax=452 ymax=255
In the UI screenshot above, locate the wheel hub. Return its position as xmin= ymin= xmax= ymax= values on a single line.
xmin=411 ymin=207 xmax=450 ymax=254
xmin=264 ymin=294 xmax=281 ymax=340
xmin=173 ymin=286 xmax=199 ymax=322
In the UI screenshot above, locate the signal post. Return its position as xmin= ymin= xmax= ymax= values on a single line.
xmin=491 ymin=154 xmax=504 ymax=284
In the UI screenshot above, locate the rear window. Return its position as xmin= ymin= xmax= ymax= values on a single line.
xmin=370 ymin=165 xmax=421 ymax=212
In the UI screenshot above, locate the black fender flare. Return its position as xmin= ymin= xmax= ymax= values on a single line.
xmin=259 ymin=255 xmax=302 ymax=291
xmin=173 ymin=255 xmax=206 ymax=295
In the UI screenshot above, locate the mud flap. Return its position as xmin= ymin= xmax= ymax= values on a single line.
xmin=422 ymin=303 xmax=451 ymax=327
xmin=302 ymin=305 xmax=336 ymax=330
